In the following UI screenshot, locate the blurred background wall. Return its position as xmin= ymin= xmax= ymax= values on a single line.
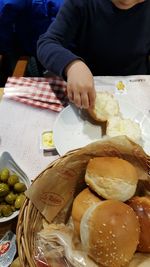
xmin=0 ymin=0 xmax=64 ymax=85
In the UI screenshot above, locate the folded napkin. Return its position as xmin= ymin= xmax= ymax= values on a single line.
xmin=4 ymin=76 xmax=68 ymax=112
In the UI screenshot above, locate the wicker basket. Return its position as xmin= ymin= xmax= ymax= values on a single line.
xmin=17 ymin=150 xmax=77 ymax=267
xmin=16 ymin=139 xmax=150 ymax=267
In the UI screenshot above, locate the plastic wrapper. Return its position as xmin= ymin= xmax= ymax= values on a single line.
xmin=0 ymin=231 xmax=16 ymax=267
xmin=35 ymin=224 xmax=72 ymax=267
xmin=34 ymin=221 xmax=98 ymax=267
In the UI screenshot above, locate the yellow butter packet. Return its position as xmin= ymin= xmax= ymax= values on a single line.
xmin=41 ymin=130 xmax=55 ymax=151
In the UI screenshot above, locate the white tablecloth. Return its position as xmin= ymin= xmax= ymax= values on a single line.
xmin=0 ymin=75 xmax=150 ymax=181
xmin=94 ymin=75 xmax=150 ymax=117
xmin=0 ymin=99 xmax=59 ymax=181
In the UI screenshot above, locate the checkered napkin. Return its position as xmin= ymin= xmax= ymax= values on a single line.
xmin=4 ymin=76 xmax=68 ymax=112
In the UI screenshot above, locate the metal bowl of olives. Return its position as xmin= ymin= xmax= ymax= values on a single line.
xmin=0 ymin=152 xmax=30 ymax=222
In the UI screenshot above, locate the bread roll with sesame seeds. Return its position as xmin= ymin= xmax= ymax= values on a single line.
xmin=71 ymin=187 xmax=101 ymax=238
xmin=127 ymin=196 xmax=150 ymax=253
xmin=88 ymin=91 xmax=120 ymax=122
xmin=85 ymin=157 xmax=138 ymax=202
xmin=80 ymin=200 xmax=140 ymax=267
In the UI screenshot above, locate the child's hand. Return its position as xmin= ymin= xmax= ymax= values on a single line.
xmin=65 ymin=60 xmax=96 ymax=109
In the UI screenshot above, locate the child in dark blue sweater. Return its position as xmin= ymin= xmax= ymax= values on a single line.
xmin=37 ymin=0 xmax=150 ymax=109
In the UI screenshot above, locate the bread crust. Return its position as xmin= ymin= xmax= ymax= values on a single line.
xmin=127 ymin=196 xmax=150 ymax=253
xmin=71 ymin=188 xmax=101 ymax=237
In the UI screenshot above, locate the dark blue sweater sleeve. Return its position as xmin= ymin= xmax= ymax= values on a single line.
xmin=37 ymin=0 xmax=83 ymax=77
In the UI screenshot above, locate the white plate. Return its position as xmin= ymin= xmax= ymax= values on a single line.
xmin=53 ymin=101 xmax=150 ymax=156
xmin=0 ymin=152 xmax=30 ymax=223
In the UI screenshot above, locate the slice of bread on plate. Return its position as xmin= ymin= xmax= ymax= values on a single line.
xmin=106 ymin=116 xmax=142 ymax=144
xmin=88 ymin=91 xmax=120 ymax=122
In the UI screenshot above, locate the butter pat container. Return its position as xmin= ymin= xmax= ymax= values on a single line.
xmin=40 ymin=130 xmax=55 ymax=151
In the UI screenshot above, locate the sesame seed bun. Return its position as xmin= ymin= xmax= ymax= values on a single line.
xmin=127 ymin=196 xmax=150 ymax=253
xmin=71 ymin=188 xmax=101 ymax=237
xmin=80 ymin=200 xmax=140 ymax=267
xmin=85 ymin=157 xmax=138 ymax=201
xmin=88 ymin=91 xmax=120 ymax=122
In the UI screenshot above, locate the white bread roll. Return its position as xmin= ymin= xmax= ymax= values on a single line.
xmin=88 ymin=91 xmax=120 ymax=122
xmin=80 ymin=200 xmax=140 ymax=267
xmin=106 ymin=116 xmax=142 ymax=144
xmin=85 ymin=157 xmax=138 ymax=201
xmin=71 ymin=188 xmax=101 ymax=237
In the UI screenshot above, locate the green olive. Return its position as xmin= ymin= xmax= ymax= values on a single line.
xmin=10 ymin=205 xmax=16 ymax=212
xmin=5 ymin=192 xmax=17 ymax=204
xmin=14 ymin=182 xmax=27 ymax=193
xmin=14 ymin=194 xmax=26 ymax=209
xmin=2 ymin=205 xmax=13 ymax=217
xmin=8 ymin=174 xmax=19 ymax=186
xmin=0 ymin=167 xmax=28 ymax=217
xmin=0 ymin=168 xmax=10 ymax=182
xmin=0 ymin=183 xmax=10 ymax=197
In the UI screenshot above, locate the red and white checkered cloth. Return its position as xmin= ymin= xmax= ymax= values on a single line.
xmin=4 ymin=76 xmax=68 ymax=112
